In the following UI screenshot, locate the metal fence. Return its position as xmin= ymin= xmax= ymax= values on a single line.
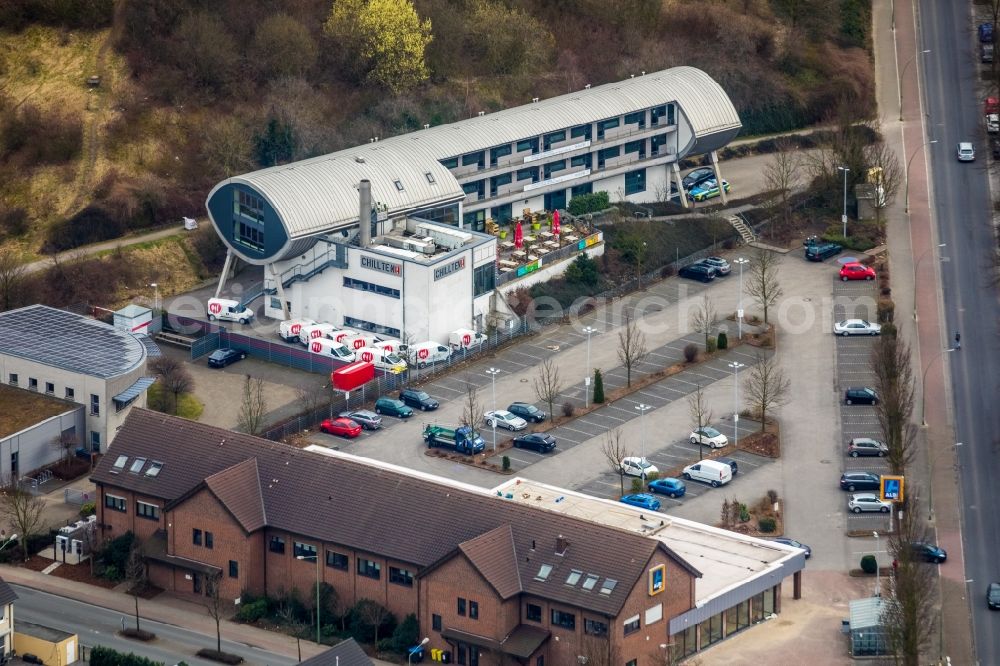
xmin=497 ymin=232 xmax=603 ymax=287
xmin=65 ymin=487 xmax=95 ymax=506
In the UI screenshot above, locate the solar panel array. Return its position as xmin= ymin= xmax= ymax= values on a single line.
xmin=0 ymin=305 xmax=147 ymax=379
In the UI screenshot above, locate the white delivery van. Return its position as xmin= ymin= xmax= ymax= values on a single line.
xmin=207 ymin=298 xmax=254 ymax=324
xmin=341 ymin=334 xmax=381 ymax=352
xmin=355 ymin=347 xmax=407 ymax=374
xmin=308 ymin=338 xmax=356 ymax=362
xmin=298 ymin=323 xmax=339 ymax=346
xmin=449 ymin=328 xmax=487 ymax=350
xmin=278 ymin=318 xmax=316 ymax=343
xmin=374 ymin=339 xmax=409 ymax=356
xmin=681 ymin=459 xmax=733 ymax=487
xmin=408 ymin=341 xmax=452 ymax=368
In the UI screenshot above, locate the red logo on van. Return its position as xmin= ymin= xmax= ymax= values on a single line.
xmin=353 ymin=338 xmax=366 ymax=349
xmin=381 ymin=344 xmax=394 ymax=352
xmin=311 ymin=341 xmax=322 ymax=353
xmin=418 ymin=348 xmax=429 ymax=359
xmin=208 ymin=302 xmax=222 ymax=314
xmin=290 ymin=324 xmax=302 ymax=334
xmin=361 ymin=351 xmax=373 ymax=362
xmin=334 ymin=331 xmax=349 ymax=342
xmin=310 ymin=329 xmax=322 ymax=338
xmin=463 ymin=333 xmax=471 ymax=346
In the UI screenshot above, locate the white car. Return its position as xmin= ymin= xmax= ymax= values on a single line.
xmin=483 ymin=410 xmax=527 ymax=431
xmin=957 ymin=142 xmax=975 ymax=162
xmin=620 ymin=457 xmax=659 ymax=478
xmin=848 ymin=493 xmax=892 ymax=514
xmin=689 ymin=427 xmax=728 ymax=448
xmin=834 ymin=319 xmax=882 ymax=336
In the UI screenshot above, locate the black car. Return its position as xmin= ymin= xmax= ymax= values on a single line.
xmin=840 ymin=471 xmax=881 ymax=492
xmin=508 ymin=402 xmax=547 ymax=423
xmin=805 ymin=241 xmax=843 ymax=262
xmin=682 ymin=167 xmax=715 ymax=191
xmin=716 ymin=457 xmax=739 ymax=476
xmin=770 ymin=537 xmax=811 ymax=559
xmin=910 ymin=542 xmax=947 ymax=563
xmin=844 ymin=387 xmax=879 ymax=405
xmin=987 ymin=582 xmax=1000 ymax=610
xmin=399 ymin=388 xmax=439 ymax=411
xmin=512 ymin=433 xmax=557 ymax=453
xmin=678 ymin=263 xmax=717 ymax=283
xmin=207 ymin=348 xmax=246 ymax=368
xmin=339 ymin=410 xmax=382 ymax=430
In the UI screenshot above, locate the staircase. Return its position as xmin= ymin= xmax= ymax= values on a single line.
xmin=727 ymin=214 xmax=757 ymax=244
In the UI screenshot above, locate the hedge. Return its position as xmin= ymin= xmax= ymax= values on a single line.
xmin=91 ymin=646 xmax=164 ymax=666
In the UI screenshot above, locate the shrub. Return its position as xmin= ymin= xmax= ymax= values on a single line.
xmin=568 ymin=191 xmax=611 ymax=216
xmin=90 ymin=646 xmax=165 ymax=666
xmin=766 ymin=489 xmax=779 ymax=504
xmin=97 ymin=532 xmax=135 ymax=580
xmin=877 ymin=298 xmax=895 ymax=323
xmin=79 ymin=502 xmax=96 ymax=517
xmin=0 ymin=207 xmax=29 ymax=239
xmin=43 ymin=205 xmax=123 ymax=253
xmin=630 ymin=478 xmax=643 ymax=493
xmin=683 ymin=343 xmax=698 ymax=363
xmin=562 ymin=401 xmax=575 ymax=417
xmin=195 ymin=650 xmax=243 ymax=665
xmin=739 ymin=503 xmax=750 ymax=522
xmin=389 ymin=613 xmax=419 ymax=654
xmin=860 ymin=554 xmax=878 ymax=574
xmin=564 ymin=254 xmax=600 ymax=287
xmin=758 ymin=517 xmax=776 ymax=533
xmin=717 ymin=332 xmax=728 ymax=349
xmin=706 ymin=338 xmax=717 ymax=354
xmin=880 ymin=323 xmax=897 ymax=338
xmin=660 ymin=265 xmax=675 ymax=278
xmin=592 ymin=369 xmax=605 ymax=404
xmin=502 ymin=456 xmax=510 ymax=471
xmin=236 ymin=599 xmax=268 ymax=623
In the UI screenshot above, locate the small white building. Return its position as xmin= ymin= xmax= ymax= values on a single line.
xmin=0 ymin=577 xmax=16 ymax=659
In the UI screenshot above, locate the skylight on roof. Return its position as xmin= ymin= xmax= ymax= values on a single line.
xmin=565 ymin=570 xmax=582 ymax=586
xmin=129 ymin=457 xmax=147 ymax=473
xmin=145 ymin=461 xmax=163 ymax=477
xmin=582 ymin=574 xmax=600 ymax=591
xmin=425 ymin=172 xmax=436 ymax=184
xmin=535 ymin=564 xmax=553 ymax=581
xmin=394 ymin=180 xmax=404 ymax=191
xmin=599 ymin=578 xmax=617 ymax=595
xmin=113 ymin=456 xmax=128 ymax=470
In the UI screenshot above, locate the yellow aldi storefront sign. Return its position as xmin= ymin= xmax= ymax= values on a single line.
xmin=648 ymin=564 xmax=665 ymax=595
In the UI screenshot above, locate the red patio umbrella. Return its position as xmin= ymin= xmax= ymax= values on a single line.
xmin=514 ymin=220 xmax=524 ymax=249
xmin=552 ymin=209 xmax=561 ymax=236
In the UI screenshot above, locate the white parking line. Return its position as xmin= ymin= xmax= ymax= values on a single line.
xmin=558 ymin=424 xmax=606 ymax=439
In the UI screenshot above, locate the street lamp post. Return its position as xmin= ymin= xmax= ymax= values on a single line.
xmin=733 ymin=258 xmax=749 ymax=340
xmin=920 ymin=348 xmax=954 ymax=426
xmin=296 ymin=553 xmax=321 ymax=644
xmin=898 ymin=49 xmax=931 ymax=121
xmin=837 ymin=166 xmax=850 ymax=238
xmin=912 ymin=243 xmax=946 ymax=321
xmin=635 ymin=403 xmax=651 ymax=463
xmin=873 ymin=531 xmax=881 ymax=597
xmin=409 ymin=637 xmax=430 ymax=665
xmin=0 ymin=533 xmax=18 ymax=552
xmin=582 ymin=326 xmax=596 ymax=408
xmin=728 ymin=362 xmax=744 ymax=448
xmin=486 ymin=368 xmax=501 ymax=452
xmin=904 ymin=140 xmax=938 ymax=213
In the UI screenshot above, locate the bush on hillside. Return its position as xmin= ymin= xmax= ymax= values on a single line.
xmin=568 ymin=191 xmax=610 ymax=216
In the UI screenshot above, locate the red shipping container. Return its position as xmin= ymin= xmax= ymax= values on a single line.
xmin=331 ymin=361 xmax=374 ymax=392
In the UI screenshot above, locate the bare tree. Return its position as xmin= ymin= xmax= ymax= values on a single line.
xmin=52 ymin=431 xmax=80 ymax=465
xmin=742 ymin=355 xmax=790 ymax=432
xmin=885 ymin=495 xmax=937 ymax=665
xmin=0 ymin=482 xmax=46 ymax=561
xmin=690 ymin=296 xmax=719 ymax=349
xmin=532 ymin=358 xmax=563 ymax=422
xmin=355 ymin=599 xmax=391 ymax=653
xmin=762 ymin=138 xmax=800 ymax=237
xmin=149 ymin=356 xmax=194 ymax=415
xmin=870 ymin=334 xmax=916 ymax=475
xmin=125 ymin=540 xmax=146 ymax=632
xmin=744 ymin=248 xmax=783 ymax=325
xmin=205 ymin=572 xmax=225 ymax=652
xmin=461 ymin=375 xmax=482 ymax=429
xmin=296 ymin=382 xmax=328 ymax=418
xmin=600 ymin=429 xmax=632 ymax=497
xmin=237 ymin=375 xmax=267 ymax=435
xmin=0 ymin=247 xmax=28 ymax=312
xmin=687 ymin=384 xmax=714 ymax=460
xmin=864 ymin=138 xmax=902 ymax=224
xmin=580 ymin=635 xmax=622 ymax=666
xmin=617 ymin=310 xmax=649 ymax=387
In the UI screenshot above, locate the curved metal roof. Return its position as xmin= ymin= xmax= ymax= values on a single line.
xmin=211 ymin=66 xmax=739 ymax=242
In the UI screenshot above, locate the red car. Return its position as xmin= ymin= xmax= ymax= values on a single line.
xmin=320 ymin=417 xmax=362 ymax=438
xmin=839 ymin=262 xmax=876 ymax=281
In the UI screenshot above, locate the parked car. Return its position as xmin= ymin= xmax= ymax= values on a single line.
xmin=910 ymin=541 xmax=947 ymax=563
xmin=648 ymin=477 xmax=686 ymax=498
xmin=957 ymin=142 xmax=976 ymax=162
xmin=319 ymin=417 xmax=362 ymax=438
xmin=834 ymin=319 xmax=881 ymax=336
xmin=681 ymin=459 xmax=733 ymax=487
xmin=682 ymin=167 xmax=715 ymax=191
xmin=716 ymin=457 xmax=739 ymax=476
xmin=840 ymin=471 xmax=881 ymax=492
xmin=839 ymin=262 xmax=877 ymax=281
xmin=848 ymin=493 xmax=891 ymax=513
xmin=621 ymin=457 xmax=659 ymax=478
xmin=689 ymin=178 xmax=731 ymax=202
xmin=844 ymin=387 xmax=879 ymax=405
xmin=507 ymin=402 xmax=547 ymax=423
xmin=483 ymin=410 xmax=527 ymax=431
xmin=619 ymin=493 xmax=661 ymax=511
xmin=987 ymin=582 xmax=1000 ymax=610
xmin=399 ymin=388 xmax=439 ymax=411
xmin=701 ymin=256 xmax=731 ymax=275
xmin=982 ymin=41 xmax=994 ymax=63
xmin=689 ymin=427 xmax=728 ymax=449
xmin=847 ymin=437 xmax=888 ymax=457
xmin=992 ymin=137 xmax=1000 ymax=159
xmin=207 ymin=348 xmax=246 ymax=368
xmin=374 ymin=397 xmax=413 ymax=418
xmin=339 ymin=410 xmax=382 ymax=430
xmin=512 ymin=432 xmax=556 ymax=453
xmin=678 ymin=263 xmax=717 ymax=283
xmin=805 ymin=241 xmax=843 ymax=262
xmin=770 ymin=537 xmax=811 ymax=559
xmin=980 ymin=21 xmax=994 ymax=43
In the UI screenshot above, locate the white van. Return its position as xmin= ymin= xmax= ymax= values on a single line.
xmin=298 ymin=323 xmax=339 ymax=346
xmin=355 ymin=347 xmax=407 ymax=374
xmin=278 ymin=318 xmax=316 ymax=343
xmin=449 ymin=328 xmax=487 ymax=350
xmin=682 ymin=459 xmax=733 ymax=487
xmin=309 ymin=338 xmax=356 ymax=362
xmin=374 ymin=339 xmax=409 ymax=356
xmin=207 ymin=298 xmax=254 ymax=325
xmin=408 ymin=341 xmax=452 ymax=368
xmin=341 ymin=334 xmax=381 ymax=351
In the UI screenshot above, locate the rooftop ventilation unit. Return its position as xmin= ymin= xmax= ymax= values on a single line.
xmin=414 ymin=223 xmax=471 ymax=250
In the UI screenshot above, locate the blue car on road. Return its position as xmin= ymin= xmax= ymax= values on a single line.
xmin=647 ymin=478 xmax=686 ymax=498
xmin=619 ymin=494 xmax=662 ymax=511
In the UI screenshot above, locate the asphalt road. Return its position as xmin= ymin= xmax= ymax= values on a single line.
xmin=11 ymin=584 xmax=300 ymax=666
xmin=921 ymin=0 xmax=1000 ymax=661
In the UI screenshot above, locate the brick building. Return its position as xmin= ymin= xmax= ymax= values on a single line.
xmin=93 ymin=410 xmax=802 ymax=664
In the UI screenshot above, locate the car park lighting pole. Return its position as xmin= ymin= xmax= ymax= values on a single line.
xmin=149 ymin=283 xmax=159 ymax=313
xmin=728 ymin=361 xmax=745 ymax=448
xmin=635 ymin=403 xmax=651 ymax=462
xmin=296 ymin=553 xmax=321 ymax=643
xmin=837 ymin=166 xmax=850 ymax=238
xmin=904 ymin=140 xmax=937 ymax=213
xmin=873 ymin=532 xmax=880 ymax=597
xmin=582 ymin=326 xmax=597 ymax=407
xmin=733 ymin=258 xmax=749 ymax=340
xmin=912 ymin=243 xmax=946 ymax=321
xmin=920 ymin=348 xmax=954 ymax=426
xmin=487 ymin=367 xmax=501 ymax=452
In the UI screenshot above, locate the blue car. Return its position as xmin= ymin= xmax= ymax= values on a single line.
xmin=647 ymin=478 xmax=686 ymax=498
xmin=689 ymin=178 xmax=731 ymax=202
xmin=619 ymin=494 xmax=661 ymax=511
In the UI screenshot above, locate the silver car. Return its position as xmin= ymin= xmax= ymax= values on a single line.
xmin=483 ymin=409 xmax=527 ymax=431
xmin=834 ymin=319 xmax=881 ymax=336
xmin=848 ymin=493 xmax=891 ymax=513
xmin=957 ymin=142 xmax=975 ymax=162
xmin=339 ymin=410 xmax=382 ymax=430
xmin=701 ymin=256 xmax=731 ymax=275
